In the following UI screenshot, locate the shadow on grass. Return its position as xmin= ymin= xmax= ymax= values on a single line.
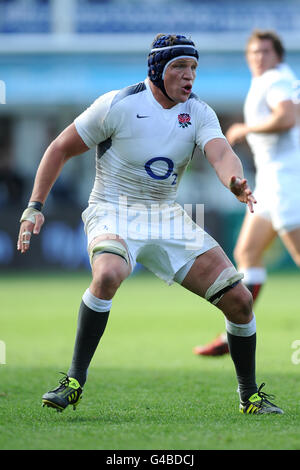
xmin=2 ymin=365 xmax=297 ymax=422
xmin=1 ymin=366 xmax=299 ymax=450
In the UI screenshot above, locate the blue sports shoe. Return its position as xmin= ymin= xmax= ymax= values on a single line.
xmin=239 ymin=383 xmax=283 ymax=415
xmin=42 ymin=373 xmax=83 ymax=412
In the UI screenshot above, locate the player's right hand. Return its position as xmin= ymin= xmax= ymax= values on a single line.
xmin=17 ymin=208 xmax=45 ymax=254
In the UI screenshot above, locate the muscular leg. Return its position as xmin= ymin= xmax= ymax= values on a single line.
xmin=182 ymin=246 xmax=253 ymax=323
xmin=193 ymin=215 xmax=276 ymax=357
xmin=234 ymin=212 xmax=277 ymax=302
xmin=68 ymin=234 xmax=131 ymax=386
xmin=182 ymin=246 xmax=257 ymax=401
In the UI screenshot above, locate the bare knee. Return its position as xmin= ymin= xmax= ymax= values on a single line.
xmin=218 ymin=284 xmax=253 ymax=324
xmin=91 ymin=255 xmax=129 ymax=298
xmin=96 ymin=266 xmax=123 ymax=288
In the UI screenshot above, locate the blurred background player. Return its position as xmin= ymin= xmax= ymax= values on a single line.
xmin=194 ymin=30 xmax=300 ymax=357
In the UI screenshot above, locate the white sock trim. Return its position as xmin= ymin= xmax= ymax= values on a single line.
xmin=82 ymin=288 xmax=112 ymax=313
xmin=225 ymin=313 xmax=256 ymax=337
xmin=241 ymin=267 xmax=267 ymax=285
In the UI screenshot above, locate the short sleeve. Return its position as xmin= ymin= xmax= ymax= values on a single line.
xmin=74 ymin=90 xmax=117 ymax=148
xmin=266 ymin=79 xmax=293 ymax=109
xmin=194 ymin=103 xmax=226 ymax=152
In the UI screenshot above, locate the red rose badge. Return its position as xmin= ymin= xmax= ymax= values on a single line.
xmin=178 ymin=113 xmax=191 ymax=128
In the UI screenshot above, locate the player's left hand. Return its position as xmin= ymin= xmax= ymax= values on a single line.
xmin=229 ymin=176 xmax=257 ymax=213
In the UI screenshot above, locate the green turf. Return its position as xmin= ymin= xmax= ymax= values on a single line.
xmin=0 ymin=270 xmax=299 ymax=450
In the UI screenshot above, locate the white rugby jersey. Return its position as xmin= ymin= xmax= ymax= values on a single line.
xmin=74 ymin=78 xmax=225 ymax=206
xmin=244 ymin=63 xmax=300 ymax=173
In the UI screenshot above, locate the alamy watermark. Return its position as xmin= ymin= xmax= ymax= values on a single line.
xmin=291 ymin=340 xmax=300 ymax=365
xmin=0 ymin=80 xmax=6 ymax=104
xmin=0 ymin=340 xmax=6 ymax=364
xmin=87 ymin=197 xmax=205 ymax=250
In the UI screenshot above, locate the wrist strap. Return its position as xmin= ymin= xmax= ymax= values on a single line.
xmin=28 ymin=201 xmax=43 ymax=211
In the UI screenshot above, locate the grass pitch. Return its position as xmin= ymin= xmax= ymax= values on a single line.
xmin=0 ymin=270 xmax=299 ymax=450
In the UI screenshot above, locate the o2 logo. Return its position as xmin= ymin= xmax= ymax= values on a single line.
xmin=145 ymin=157 xmax=178 ymax=185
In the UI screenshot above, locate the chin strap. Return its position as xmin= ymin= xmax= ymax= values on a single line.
xmin=158 ymin=82 xmax=175 ymax=102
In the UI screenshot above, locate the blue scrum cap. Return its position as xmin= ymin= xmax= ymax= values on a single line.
xmin=148 ymin=34 xmax=199 ymax=99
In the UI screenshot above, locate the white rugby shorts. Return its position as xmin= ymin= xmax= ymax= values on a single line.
xmin=82 ymin=201 xmax=219 ymax=285
xmin=253 ymin=171 xmax=300 ymax=234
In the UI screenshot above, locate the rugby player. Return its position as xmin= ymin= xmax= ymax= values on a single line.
xmin=17 ymin=34 xmax=282 ymax=415
xmin=195 ymin=30 xmax=300 ymax=358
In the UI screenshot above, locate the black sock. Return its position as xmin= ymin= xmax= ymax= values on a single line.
xmin=227 ymin=332 xmax=257 ymax=402
xmin=67 ymin=300 xmax=110 ymax=387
